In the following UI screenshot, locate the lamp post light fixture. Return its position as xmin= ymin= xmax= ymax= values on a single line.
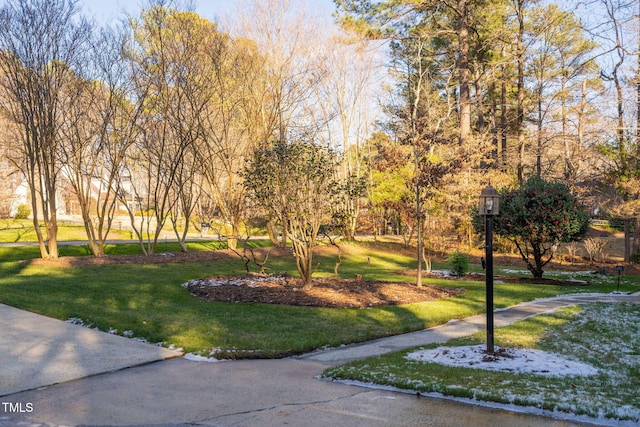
xmin=479 ymin=184 xmax=500 ymax=355
xmin=616 ymin=265 xmax=624 ymax=292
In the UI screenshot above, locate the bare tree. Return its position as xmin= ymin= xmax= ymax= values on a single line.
xmin=0 ymin=110 xmax=22 ymax=218
xmin=386 ymin=32 xmax=457 ymax=286
xmin=230 ymin=0 xmax=332 ymax=247
xmin=199 ymin=35 xmax=265 ymax=250
xmin=593 ymin=0 xmax=639 ymax=262
xmin=0 ymin=0 xmax=91 ymax=259
xmin=514 ymin=0 xmax=527 ymax=184
xmin=59 ymin=27 xmax=147 ymax=256
xmin=314 ymin=35 xmax=384 ymax=241
xmin=123 ymin=4 xmax=214 ymax=254
xmin=232 ymin=0 xmax=325 ymax=140
xmin=57 ymin=70 xmax=105 ymax=255
xmin=527 ymin=4 xmax=599 ymax=180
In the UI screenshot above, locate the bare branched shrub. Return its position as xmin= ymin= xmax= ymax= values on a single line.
xmin=583 ymin=237 xmax=607 ymax=264
xmin=598 ymin=243 xmax=611 ymax=264
xmin=564 ymin=242 xmax=581 ymax=264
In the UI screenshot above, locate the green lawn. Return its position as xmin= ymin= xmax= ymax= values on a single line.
xmin=0 ymin=240 xmax=231 ymax=262
xmin=0 ymin=240 xmax=636 ymax=358
xmin=323 ymin=302 xmax=640 ymax=423
xmin=0 ymin=219 xmax=133 ymax=243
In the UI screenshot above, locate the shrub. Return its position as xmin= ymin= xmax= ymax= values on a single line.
xmin=493 ymin=235 xmax=517 ymax=254
xmin=583 ymin=237 xmax=608 ymax=264
xmin=564 ymin=242 xmax=581 ymax=264
xmin=489 ymin=176 xmax=589 ymax=278
xmin=14 ymin=204 xmax=30 ymax=219
xmin=447 ymin=251 xmax=469 ymax=276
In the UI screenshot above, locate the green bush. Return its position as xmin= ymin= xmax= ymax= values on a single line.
xmin=15 ymin=204 xmax=30 ymax=220
xmin=493 ymin=235 xmax=517 ymax=254
xmin=492 ymin=176 xmax=589 ymax=278
xmin=447 ymin=251 xmax=469 ymax=276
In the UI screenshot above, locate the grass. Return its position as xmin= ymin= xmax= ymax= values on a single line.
xmin=323 ymin=302 xmax=640 ymax=423
xmin=0 ymin=240 xmax=233 ymax=262
xmin=0 ymin=218 xmax=266 ymax=244
xmin=1 ymin=240 xmax=636 ymax=359
xmin=0 ymin=219 xmax=133 ymax=243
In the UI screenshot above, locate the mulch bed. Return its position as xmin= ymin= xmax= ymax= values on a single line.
xmin=25 ymin=247 xmax=612 ymax=309
xmin=185 ymin=275 xmax=465 ymax=308
xmin=24 ymin=250 xmax=235 ymax=267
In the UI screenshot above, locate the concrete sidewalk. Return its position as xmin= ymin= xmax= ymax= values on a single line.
xmin=0 ymin=303 xmax=181 ymax=396
xmin=298 ymin=292 xmax=640 ymax=365
xmin=1 ymin=293 xmax=638 ymax=426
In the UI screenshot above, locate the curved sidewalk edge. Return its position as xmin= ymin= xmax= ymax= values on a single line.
xmin=296 ymin=292 xmax=640 ymax=366
xmin=0 ymin=304 xmax=182 ymax=397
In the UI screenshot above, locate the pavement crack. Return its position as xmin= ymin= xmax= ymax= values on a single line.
xmin=192 ymin=389 xmax=372 ymax=424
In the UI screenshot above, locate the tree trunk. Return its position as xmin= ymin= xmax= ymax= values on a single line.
xmin=227 ymin=221 xmax=240 ymax=251
xmin=637 ymin=1 xmax=640 ymax=162
xmin=561 ymin=78 xmax=573 ymax=181
xmin=293 ymin=240 xmax=313 ymax=289
xmin=475 ymin=70 xmax=485 ymax=134
xmin=280 ymin=219 xmax=288 ymax=248
xmin=29 ymin=184 xmax=49 ymax=259
xmin=624 ymin=218 xmax=631 ymax=263
xmin=501 ymin=64 xmax=508 ymax=171
xmin=44 ymin=176 xmax=59 ymax=259
xmin=489 ymin=82 xmax=498 ymax=162
xmin=458 ymin=0 xmax=471 ymax=150
xmin=536 ymin=90 xmax=543 ymax=177
xmin=632 ymin=217 xmax=640 ymax=263
xmin=416 ymin=163 xmax=423 ymax=288
xmin=530 ymin=244 xmax=545 ymax=279
xmin=45 ymin=214 xmax=59 ymax=259
xmin=79 ymin=193 xmax=105 ymax=257
xmin=516 ymin=0 xmax=526 ymax=184
xmin=266 ymin=220 xmax=279 ymax=246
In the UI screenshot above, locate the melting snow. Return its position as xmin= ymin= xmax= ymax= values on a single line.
xmin=183 ymin=353 xmax=222 ymax=363
xmin=406 ymin=345 xmax=599 ymax=377
xmin=181 ymin=276 xmax=282 ymax=288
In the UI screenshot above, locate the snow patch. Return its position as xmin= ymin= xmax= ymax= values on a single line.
xmin=428 ymin=269 xmax=454 ymax=277
xmin=406 ymin=345 xmax=599 ymax=377
xmin=183 ymin=353 xmax=222 ymax=363
xmin=327 ymin=378 xmax=639 ymax=427
xmin=501 ymin=269 xmax=594 ymax=277
xmin=181 ymin=276 xmax=283 ymax=288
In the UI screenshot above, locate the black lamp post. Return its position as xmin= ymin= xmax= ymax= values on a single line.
xmin=616 ymin=265 xmax=624 ymax=292
xmin=479 ymin=185 xmax=500 ymax=355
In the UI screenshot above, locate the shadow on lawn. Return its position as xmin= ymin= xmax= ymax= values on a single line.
xmin=0 ymin=258 xmax=449 ymax=359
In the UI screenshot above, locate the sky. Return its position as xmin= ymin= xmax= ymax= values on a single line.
xmin=78 ymin=0 xmax=236 ymax=24
xmin=77 ymin=0 xmax=336 ymax=27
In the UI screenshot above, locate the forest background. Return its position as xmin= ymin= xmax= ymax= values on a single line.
xmin=1 ymin=0 xmax=640 ymax=270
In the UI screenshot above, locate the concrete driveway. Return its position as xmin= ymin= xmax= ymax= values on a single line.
xmin=1 ymin=358 xmax=605 ymax=427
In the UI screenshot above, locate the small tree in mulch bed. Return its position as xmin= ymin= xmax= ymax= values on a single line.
xmin=244 ymin=140 xmax=340 ymax=289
